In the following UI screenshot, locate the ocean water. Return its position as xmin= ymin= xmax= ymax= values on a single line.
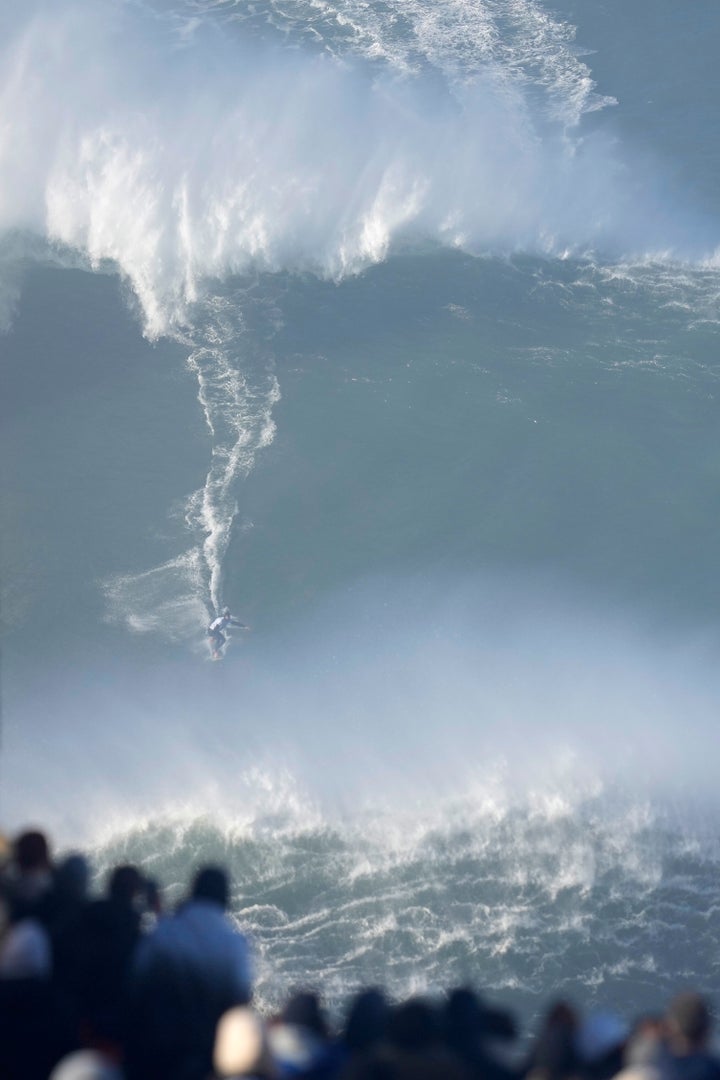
xmin=2 ymin=0 xmax=720 ymax=1029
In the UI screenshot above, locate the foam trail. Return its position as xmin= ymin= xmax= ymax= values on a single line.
xmin=103 ymin=289 xmax=281 ymax=634
xmin=183 ymin=294 xmax=281 ymax=615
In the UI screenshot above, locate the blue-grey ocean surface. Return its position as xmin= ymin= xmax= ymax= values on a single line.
xmin=2 ymin=0 xmax=720 ymax=1027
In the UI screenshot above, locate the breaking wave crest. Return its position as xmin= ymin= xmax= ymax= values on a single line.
xmin=1 ymin=0 xmax=714 ymax=340
xmin=91 ymin=762 xmax=720 ymax=1019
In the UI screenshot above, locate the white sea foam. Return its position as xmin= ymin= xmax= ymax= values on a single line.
xmin=183 ymin=297 xmax=281 ymax=613
xmin=184 ymin=0 xmax=614 ymax=126
xmin=101 ymin=279 xmax=282 ymax=634
xmin=0 ymin=0 xmax=711 ymax=341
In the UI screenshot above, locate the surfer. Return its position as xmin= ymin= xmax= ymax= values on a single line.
xmin=208 ymin=607 xmax=249 ymax=659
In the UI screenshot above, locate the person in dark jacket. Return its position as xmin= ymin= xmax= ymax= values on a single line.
xmin=125 ymin=865 xmax=252 ymax=1080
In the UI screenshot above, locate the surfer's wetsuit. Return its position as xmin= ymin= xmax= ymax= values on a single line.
xmin=207 ymin=612 xmax=247 ymax=655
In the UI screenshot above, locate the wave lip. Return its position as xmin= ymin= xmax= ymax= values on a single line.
xmin=2 ymin=0 xmax=714 ymax=339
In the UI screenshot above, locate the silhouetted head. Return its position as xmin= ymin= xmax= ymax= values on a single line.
xmin=55 ymin=853 xmax=90 ymax=901
xmin=108 ymin=865 xmax=145 ymax=904
xmin=623 ymin=1016 xmax=668 ymax=1069
xmin=543 ymin=1001 xmax=579 ymax=1033
xmin=443 ymin=987 xmax=483 ymax=1048
xmin=344 ymin=987 xmax=389 ymax=1052
xmin=445 ymin=987 xmax=517 ymax=1044
xmin=387 ymin=998 xmax=439 ymax=1053
xmin=667 ymin=993 xmax=712 ymax=1052
xmin=13 ymin=830 xmax=51 ymax=872
xmin=530 ymin=1000 xmax=580 ymax=1078
xmin=191 ymin=865 xmax=229 ymax=908
xmin=282 ymin=991 xmax=329 ymax=1039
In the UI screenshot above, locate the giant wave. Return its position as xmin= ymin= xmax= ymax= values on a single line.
xmin=3 ymin=0 xmax=720 ymax=1027
xmin=2 ymin=0 xmax=718 ymax=627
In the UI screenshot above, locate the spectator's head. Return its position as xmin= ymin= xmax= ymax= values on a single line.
xmin=9 ymin=829 xmax=53 ymax=906
xmin=529 ymin=1001 xmax=580 ymax=1080
xmin=191 ymin=865 xmax=229 ymax=909
xmin=444 ymin=986 xmax=516 ymax=1047
xmin=108 ymin=865 xmax=144 ymax=905
xmin=48 ymin=1048 xmax=123 ymax=1079
xmin=544 ymin=1002 xmax=579 ymax=1033
xmin=387 ymin=998 xmax=440 ymax=1053
xmin=623 ymin=1016 xmax=668 ymax=1069
xmin=343 ymin=987 xmax=389 ymax=1053
xmin=55 ymin=854 xmax=90 ymax=903
xmin=215 ymin=1007 xmax=275 ymax=1079
xmin=666 ymin=993 xmax=713 ymax=1054
xmin=13 ymin=830 xmax=51 ymax=874
xmin=281 ymin=991 xmax=329 ymax=1039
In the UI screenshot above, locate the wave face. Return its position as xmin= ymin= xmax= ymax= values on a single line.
xmin=2 ymin=0 xmax=720 ymax=1029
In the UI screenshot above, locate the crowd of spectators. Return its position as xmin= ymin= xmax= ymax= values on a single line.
xmin=1 ymin=827 xmax=719 ymax=1080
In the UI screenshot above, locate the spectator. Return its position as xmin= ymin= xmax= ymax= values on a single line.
xmin=0 ymin=895 xmax=71 ymax=1080
xmin=614 ymin=1015 xmax=674 ymax=1080
xmin=4 ymin=829 xmax=55 ymax=921
xmin=215 ymin=1006 xmax=277 ymax=1079
xmin=124 ymin=864 xmax=252 ymax=1080
xmin=346 ymin=996 xmax=471 ymax=1080
xmin=49 ymin=1047 xmax=124 ymax=1080
xmin=665 ymin=993 xmax=720 ymax=1080
xmin=49 ymin=853 xmax=92 ymax=991
xmin=0 ymin=915 xmax=52 ymax=979
xmin=268 ymin=990 xmax=337 ymax=1079
xmin=342 ymin=987 xmax=390 ymax=1056
xmin=71 ymin=864 xmax=147 ymax=1044
xmin=442 ymin=986 xmax=518 ymax=1080
xmin=525 ymin=1000 xmax=580 ymax=1080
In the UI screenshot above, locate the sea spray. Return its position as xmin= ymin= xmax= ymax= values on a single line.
xmin=87 ymin=759 xmax=720 ymax=1023
xmin=1 ymin=0 xmax=709 ymax=341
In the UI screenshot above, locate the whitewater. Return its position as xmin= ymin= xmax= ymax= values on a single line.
xmin=2 ymin=0 xmax=720 ymax=1027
